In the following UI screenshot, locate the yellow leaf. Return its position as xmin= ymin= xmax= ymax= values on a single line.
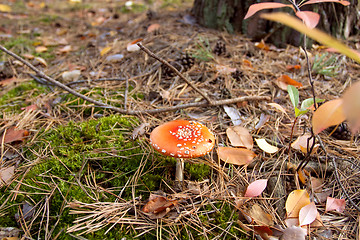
xmin=255 ymin=138 xmax=278 ymax=154
xmin=342 ymin=81 xmax=360 ymax=134
xmin=100 ymin=46 xmax=112 ymax=56
xmin=285 ymin=189 xmax=310 ymax=218
xmin=0 ymin=4 xmax=11 ymax=12
xmin=261 ymin=13 xmax=360 ymax=63
xmin=312 ymin=99 xmax=346 ymax=134
xmin=217 ymin=147 xmax=256 ymax=166
xmin=226 ymin=126 xmax=253 ymax=149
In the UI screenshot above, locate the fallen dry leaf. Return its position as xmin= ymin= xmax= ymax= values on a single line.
xmin=325 ymin=197 xmax=345 ymax=213
xmin=0 ymin=166 xmax=15 ymax=187
xmin=100 ymin=46 xmax=112 ymax=56
xmin=223 ymin=106 xmax=242 ymax=125
xmin=0 ymin=4 xmax=11 ymax=12
xmin=249 ymin=204 xmax=273 ymax=226
xmin=281 ymin=226 xmax=307 ymax=240
xmin=132 ymin=122 xmax=150 ymax=140
xmin=298 ymin=202 xmax=318 ymax=226
xmin=291 ymin=133 xmax=318 ymax=154
xmin=1 ymin=127 xmax=29 ymax=144
xmin=217 ymin=147 xmax=256 ymax=166
xmin=242 ymin=59 xmax=253 ymax=67
xmin=34 ymin=57 xmax=47 ymax=67
xmin=285 ymin=189 xmax=310 ymax=219
xmin=142 ymin=194 xmax=177 ymax=214
xmin=267 ymin=102 xmax=288 ymax=116
xmin=245 ymin=179 xmax=268 ymax=197
xmin=255 ymin=138 xmax=278 ymax=154
xmin=226 ymin=126 xmax=253 ymax=149
xmin=58 ymin=45 xmax=72 ymax=54
xmin=254 ymin=40 xmax=270 ymax=51
xmin=35 ymin=46 xmax=48 ymax=53
xmin=62 ymin=70 xmax=81 ymax=82
xmin=312 ymin=99 xmax=346 ymax=134
xmin=286 ymin=64 xmax=301 ymax=71
xmin=275 ymin=75 xmax=303 ymax=90
xmin=255 ymin=113 xmax=270 ymax=130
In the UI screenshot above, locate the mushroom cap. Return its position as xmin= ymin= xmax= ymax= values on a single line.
xmin=150 ymin=120 xmax=215 ymax=158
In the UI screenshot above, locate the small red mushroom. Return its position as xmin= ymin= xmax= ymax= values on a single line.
xmin=150 ymin=120 xmax=215 ymax=181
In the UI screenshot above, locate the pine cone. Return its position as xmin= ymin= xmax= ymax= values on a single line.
xmin=161 ymin=61 xmax=182 ymax=78
xmin=176 ymin=52 xmax=195 ymax=71
xmin=327 ymin=122 xmax=352 ymax=140
xmin=213 ymin=40 xmax=226 ymax=56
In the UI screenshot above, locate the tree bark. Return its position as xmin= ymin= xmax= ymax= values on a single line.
xmin=192 ymin=0 xmax=359 ymax=46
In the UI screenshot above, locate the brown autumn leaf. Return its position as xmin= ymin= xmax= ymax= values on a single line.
xmin=217 ymin=147 xmax=256 ymax=166
xmin=342 ymin=81 xmax=360 ymax=134
xmin=312 ymin=99 xmax=346 ymax=134
xmin=0 ymin=166 xmax=15 ymax=187
xmin=226 ymin=126 xmax=253 ymax=149
xmin=275 ymin=75 xmax=303 ymax=90
xmin=285 ymin=189 xmax=310 ymax=219
xmin=242 ymin=59 xmax=253 ymax=67
xmin=142 ymin=194 xmax=177 ymax=215
xmin=1 ymin=126 xmax=29 ymax=144
xmin=254 ymin=40 xmax=270 ymax=51
xmin=286 ymin=65 xmax=301 ymax=71
xmin=249 ymin=203 xmax=273 ymax=226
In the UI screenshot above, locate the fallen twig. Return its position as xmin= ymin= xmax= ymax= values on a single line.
xmin=137 ymin=42 xmax=213 ymax=104
xmin=0 ymin=44 xmax=270 ymax=115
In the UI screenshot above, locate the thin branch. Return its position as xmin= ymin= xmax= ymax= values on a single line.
xmin=137 ymin=42 xmax=213 ymax=104
xmin=0 ymin=44 xmax=270 ymax=115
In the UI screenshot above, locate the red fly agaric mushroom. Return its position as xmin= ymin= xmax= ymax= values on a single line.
xmin=150 ymin=120 xmax=215 ymax=182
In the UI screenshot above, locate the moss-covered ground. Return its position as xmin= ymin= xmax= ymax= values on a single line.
xmin=0 ymin=79 xmax=244 ymax=238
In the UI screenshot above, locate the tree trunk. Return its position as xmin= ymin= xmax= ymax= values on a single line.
xmin=191 ymin=0 xmax=359 ymax=47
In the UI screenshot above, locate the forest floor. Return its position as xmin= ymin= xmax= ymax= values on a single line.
xmin=0 ymin=0 xmax=359 ymax=239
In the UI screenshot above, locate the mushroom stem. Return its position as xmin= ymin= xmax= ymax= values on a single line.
xmin=175 ymin=158 xmax=184 ymax=182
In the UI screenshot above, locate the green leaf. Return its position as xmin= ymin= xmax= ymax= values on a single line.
xmin=301 ymin=98 xmax=324 ymax=111
xmin=288 ymin=85 xmax=299 ymax=109
xmin=297 ymin=108 xmax=310 ymax=117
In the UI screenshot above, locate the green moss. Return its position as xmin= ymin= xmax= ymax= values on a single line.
xmin=186 ymin=162 xmax=210 ymax=181
xmin=39 ymin=14 xmax=59 ymax=23
xmin=0 ymin=37 xmax=35 ymax=55
xmin=0 ymin=81 xmax=48 ymax=114
xmin=0 ymin=115 xmax=242 ymax=239
xmin=0 ymin=115 xmax=165 ymax=238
